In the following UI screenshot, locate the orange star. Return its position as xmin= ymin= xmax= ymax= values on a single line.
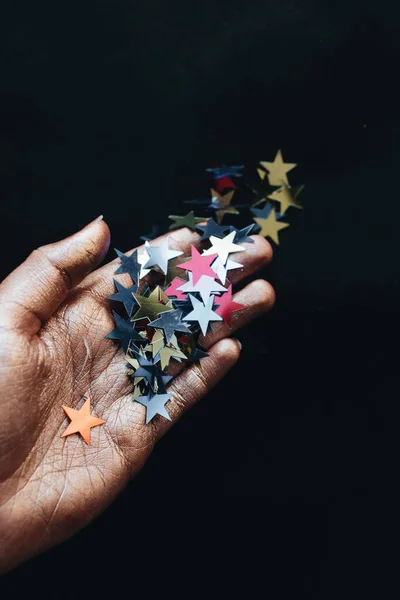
xmin=61 ymin=397 xmax=106 ymax=445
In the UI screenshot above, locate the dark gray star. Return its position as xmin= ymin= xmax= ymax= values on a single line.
xmin=105 ymin=311 xmax=145 ymax=354
xmin=206 ymin=165 xmax=244 ymax=179
xmin=251 ymin=202 xmax=284 ymax=221
xmin=195 ymin=217 xmax=229 ymax=241
xmin=114 ymin=248 xmax=141 ymax=284
xmin=131 ymin=353 xmax=169 ymax=390
xmin=135 ymin=391 xmax=172 ymax=424
xmin=149 ymin=309 xmax=191 ymax=345
xmin=108 ymin=279 xmax=138 ymax=316
xmin=139 ymin=224 xmax=163 ymax=242
xmin=227 ymin=224 xmax=256 ymax=244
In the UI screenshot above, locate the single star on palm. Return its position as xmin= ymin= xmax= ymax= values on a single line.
xmin=0 ymin=217 xmax=274 ymax=573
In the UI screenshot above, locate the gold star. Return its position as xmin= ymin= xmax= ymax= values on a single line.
xmin=210 ymin=188 xmax=239 ymax=224
xmin=267 ymin=185 xmax=304 ymax=214
xmin=157 ymin=344 xmax=187 ymax=371
xmin=131 ymin=286 xmax=174 ymax=322
xmin=260 ymin=150 xmax=297 ymax=187
xmin=253 ymin=208 xmax=289 ymax=244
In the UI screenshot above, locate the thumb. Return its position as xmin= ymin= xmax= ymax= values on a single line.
xmin=0 ymin=216 xmax=110 ymax=335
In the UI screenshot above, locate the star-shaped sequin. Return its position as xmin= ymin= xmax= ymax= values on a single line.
xmin=164 ymin=277 xmax=187 ymax=300
xmin=251 ymin=205 xmax=289 ymax=244
xmin=177 ymin=245 xmax=217 ymax=285
xmin=202 ymin=231 xmax=244 ymax=265
xmin=196 ymin=217 xmax=228 ymax=241
xmin=183 ymin=294 xmax=222 ymax=336
xmin=144 ymin=236 xmax=183 ymax=274
xmin=211 ymin=256 xmax=243 ymax=285
xmin=114 ymin=248 xmax=141 ymax=284
xmin=168 ymin=211 xmax=207 ymax=231
xmin=106 ymin=311 xmax=145 ymax=353
xmin=177 ymin=272 xmax=226 ymax=304
xmin=209 ymin=189 xmax=239 ymax=224
xmin=61 ymin=397 xmax=106 ymax=445
xmin=135 ymin=391 xmax=172 ymax=424
xmin=267 ymin=185 xmax=304 ymax=214
xmin=131 ymin=286 xmax=174 ymax=322
xmin=259 ymin=150 xmax=297 ymax=187
xmin=214 ymin=284 xmax=246 ymax=326
xmin=206 ymin=165 xmax=244 ymax=179
xmin=227 ymin=224 xmax=256 ymax=244
xmin=149 ymin=308 xmax=191 ymax=344
xmin=108 ymin=279 xmax=138 ymax=316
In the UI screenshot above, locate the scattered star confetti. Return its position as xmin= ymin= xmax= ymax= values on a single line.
xmin=183 ymin=294 xmax=223 ymax=336
xmin=214 ymin=284 xmax=246 ymax=326
xmin=149 ymin=308 xmax=191 ymax=344
xmin=259 ymin=150 xmax=297 ymax=187
xmin=100 ymin=151 xmax=304 ymax=430
xmin=136 ymin=391 xmax=173 ymax=424
xmin=177 ymin=245 xmax=217 ymax=285
xmin=144 ymin=237 xmax=183 ymax=274
xmin=203 ymin=231 xmax=244 ymax=265
xmin=131 ymin=286 xmax=174 ymax=322
xmin=108 ymin=279 xmax=138 ymax=317
xmin=251 ymin=204 xmax=289 ymax=244
xmin=168 ymin=211 xmax=207 ymax=231
xmin=114 ymin=248 xmax=141 ymax=284
xmin=61 ymin=397 xmax=106 ymax=445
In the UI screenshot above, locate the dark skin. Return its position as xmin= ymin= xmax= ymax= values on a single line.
xmin=0 ymin=217 xmax=274 ymax=573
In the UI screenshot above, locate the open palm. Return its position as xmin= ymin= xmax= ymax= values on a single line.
xmin=0 ymin=218 xmax=274 ymax=572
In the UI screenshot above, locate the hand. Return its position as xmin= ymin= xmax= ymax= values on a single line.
xmin=0 ymin=218 xmax=274 ymax=572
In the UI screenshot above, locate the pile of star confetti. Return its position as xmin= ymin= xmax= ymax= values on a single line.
xmin=61 ymin=151 xmax=304 ymax=440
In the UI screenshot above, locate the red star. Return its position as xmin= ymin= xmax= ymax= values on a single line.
xmin=215 ymin=284 xmax=246 ymax=327
xmin=215 ymin=176 xmax=238 ymax=193
xmin=164 ymin=277 xmax=187 ymax=300
xmin=177 ymin=245 xmax=217 ymax=285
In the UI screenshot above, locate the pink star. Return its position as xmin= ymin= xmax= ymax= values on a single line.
xmin=177 ymin=245 xmax=217 ymax=285
xmin=164 ymin=277 xmax=187 ymax=300
xmin=215 ymin=284 xmax=246 ymax=327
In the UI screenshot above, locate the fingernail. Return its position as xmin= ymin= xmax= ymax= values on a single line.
xmin=232 ymin=337 xmax=242 ymax=351
xmin=84 ymin=215 xmax=104 ymax=228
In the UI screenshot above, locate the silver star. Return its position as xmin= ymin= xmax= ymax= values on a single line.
xmin=144 ymin=236 xmax=183 ymax=275
xmin=135 ymin=391 xmax=172 ymax=424
xmin=210 ymin=256 xmax=243 ymax=285
xmin=177 ymin=272 xmax=226 ymax=304
xmin=183 ymin=294 xmax=222 ymax=336
xmin=202 ymin=231 xmax=244 ymax=265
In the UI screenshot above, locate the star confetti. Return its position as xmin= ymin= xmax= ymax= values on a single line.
xmin=135 ymin=391 xmax=172 ymax=424
xmin=108 ymin=279 xmax=138 ymax=317
xmin=100 ymin=153 xmax=304 ymax=430
xmin=144 ymin=237 xmax=183 ymax=274
xmin=168 ymin=211 xmax=207 ymax=231
xmin=214 ymin=284 xmax=246 ymax=326
xmin=177 ymin=245 xmax=217 ymax=285
xmin=149 ymin=308 xmax=191 ymax=344
xmin=251 ymin=204 xmax=289 ymax=244
xmin=177 ymin=272 xmax=227 ymax=305
xmin=61 ymin=397 xmax=106 ymax=445
xmin=114 ymin=248 xmax=141 ymax=284
xmin=202 ymin=231 xmax=244 ymax=265
xmin=183 ymin=294 xmax=223 ymax=336
xmin=259 ymin=150 xmax=297 ymax=187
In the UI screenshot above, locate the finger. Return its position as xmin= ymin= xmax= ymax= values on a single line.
xmin=153 ymin=337 xmax=241 ymax=440
xmin=165 ymin=279 xmax=275 ymax=380
xmin=0 ymin=217 xmax=110 ymax=335
xmin=84 ymin=227 xmax=273 ymax=298
xmin=199 ymin=279 xmax=275 ymax=349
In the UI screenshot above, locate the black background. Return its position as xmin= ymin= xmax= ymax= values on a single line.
xmin=1 ymin=0 xmax=399 ymax=596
